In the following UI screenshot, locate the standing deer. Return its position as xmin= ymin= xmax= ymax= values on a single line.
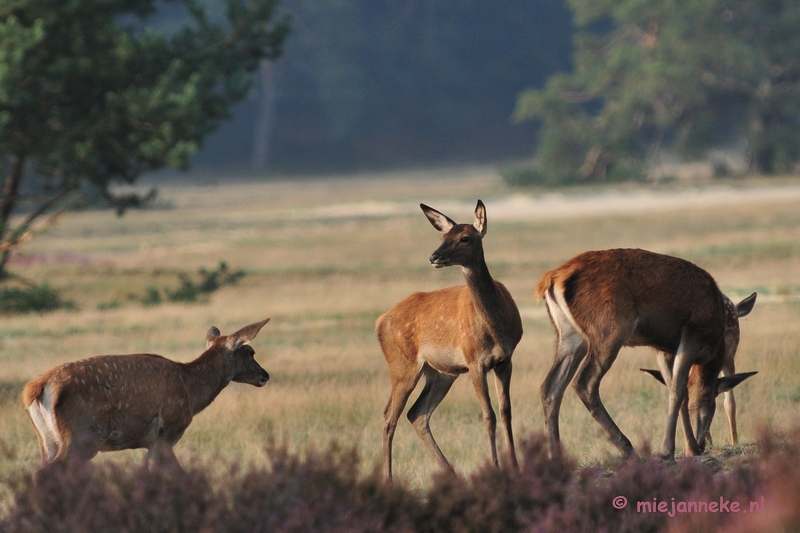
xmin=22 ymin=318 xmax=270 ymax=467
xmin=535 ymin=248 xmax=756 ymax=461
xmin=376 ymin=200 xmax=523 ymax=480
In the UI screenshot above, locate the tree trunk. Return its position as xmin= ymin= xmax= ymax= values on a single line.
xmin=0 ymin=154 xmax=24 ymax=233
xmin=0 ymin=155 xmax=24 ymax=278
xmin=252 ymin=60 xmax=276 ymax=171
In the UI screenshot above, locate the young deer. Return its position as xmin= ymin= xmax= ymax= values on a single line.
xmin=22 ymin=319 xmax=270 ymax=467
xmin=376 ymin=200 xmax=523 ymax=480
xmin=535 ymin=248 xmax=757 ymax=461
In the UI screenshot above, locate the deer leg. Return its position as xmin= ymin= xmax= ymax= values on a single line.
xmin=382 ymin=364 xmax=424 ymax=480
xmin=494 ymin=359 xmax=517 ymax=469
xmin=467 ymin=363 xmax=499 ymax=467
xmin=721 ymin=360 xmax=738 ymax=445
xmin=26 ymin=402 xmax=63 ymax=463
xmin=147 ymin=441 xmax=180 ymax=470
xmin=680 ymin=400 xmax=703 ymax=456
xmin=661 ymin=342 xmax=693 ymax=461
xmin=541 ymin=330 xmax=588 ymax=460
xmin=407 ymin=367 xmax=457 ymax=473
xmin=657 ymin=352 xmax=701 ymax=455
xmin=573 ymin=341 xmax=636 ymax=458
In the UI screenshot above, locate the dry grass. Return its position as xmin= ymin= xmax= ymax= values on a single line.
xmin=1 ymin=167 xmax=800 ymax=489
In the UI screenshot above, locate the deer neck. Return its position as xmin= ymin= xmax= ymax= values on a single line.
xmin=461 ymin=253 xmax=508 ymax=335
xmin=181 ymin=349 xmax=231 ymax=415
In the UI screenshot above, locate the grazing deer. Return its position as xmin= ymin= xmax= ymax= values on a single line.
xmin=376 ymin=200 xmax=523 ymax=480
xmin=640 ymin=290 xmax=757 ymax=449
xmin=22 ymin=319 xmax=270 ymax=467
xmin=535 ymin=248 xmax=757 ymax=461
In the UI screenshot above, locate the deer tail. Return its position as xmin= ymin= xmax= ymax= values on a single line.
xmin=535 ymin=269 xmax=558 ymax=301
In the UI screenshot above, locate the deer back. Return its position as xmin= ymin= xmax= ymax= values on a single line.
xmin=24 ymin=354 xmax=194 ymax=451
xmin=538 ymin=248 xmax=727 ymax=356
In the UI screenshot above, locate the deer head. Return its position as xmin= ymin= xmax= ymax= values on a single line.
xmin=422 ymin=200 xmax=487 ymax=269
xmin=641 ymin=292 xmax=758 ymax=451
xmin=206 ymin=318 xmax=270 ymax=387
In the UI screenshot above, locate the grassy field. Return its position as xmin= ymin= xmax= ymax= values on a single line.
xmin=1 ymin=167 xmax=800 ymax=491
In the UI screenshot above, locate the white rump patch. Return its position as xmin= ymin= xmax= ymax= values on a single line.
xmin=546 ymin=285 xmax=587 ymax=352
xmin=27 ymin=384 xmax=62 ymax=461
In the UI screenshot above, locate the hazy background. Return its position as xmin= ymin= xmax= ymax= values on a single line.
xmin=184 ymin=1 xmax=573 ymax=174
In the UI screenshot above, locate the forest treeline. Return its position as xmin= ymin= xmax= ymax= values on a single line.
xmin=199 ymin=0 xmax=800 ymax=181
xmin=194 ymin=0 xmax=574 ymax=172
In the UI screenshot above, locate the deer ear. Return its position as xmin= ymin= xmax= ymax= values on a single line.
xmin=420 ymin=203 xmax=456 ymax=233
xmin=206 ymin=326 xmax=221 ymax=348
xmin=736 ymin=292 xmax=757 ymax=317
xmin=473 ymin=200 xmax=487 ymax=237
xmin=716 ymin=371 xmax=758 ymax=395
xmin=640 ymin=368 xmax=667 ymax=386
xmin=226 ymin=318 xmax=270 ymax=351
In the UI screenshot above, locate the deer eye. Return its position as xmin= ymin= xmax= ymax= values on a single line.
xmin=460 ymin=236 xmax=469 ymax=243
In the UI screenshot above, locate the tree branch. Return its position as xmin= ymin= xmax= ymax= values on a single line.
xmin=0 ymin=188 xmax=84 ymax=275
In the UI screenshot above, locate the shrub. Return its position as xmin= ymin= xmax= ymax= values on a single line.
xmin=143 ymin=262 xmax=246 ymax=305
xmin=0 ymin=283 xmax=72 ymax=314
xmin=2 ymin=432 xmax=800 ymax=533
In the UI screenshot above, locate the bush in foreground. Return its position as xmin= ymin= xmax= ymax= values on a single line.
xmin=2 ymin=433 xmax=799 ymax=533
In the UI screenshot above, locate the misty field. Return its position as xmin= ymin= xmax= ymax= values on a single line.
xmin=1 ymin=167 xmax=800 ymax=491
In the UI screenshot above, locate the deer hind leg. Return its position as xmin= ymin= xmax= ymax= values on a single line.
xmin=407 ymin=366 xmax=457 ymax=473
xmin=541 ymin=299 xmax=589 ymax=460
xmin=382 ymin=361 xmax=424 ymax=480
xmin=573 ymin=338 xmax=636 ymax=457
xmin=26 ymin=400 xmax=62 ymax=463
xmin=494 ymin=359 xmax=517 ymax=469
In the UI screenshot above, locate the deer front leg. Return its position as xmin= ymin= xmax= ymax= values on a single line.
xmin=494 ymin=359 xmax=517 ymax=469
xmin=661 ymin=348 xmax=692 ymax=461
xmin=469 ymin=363 xmax=498 ymax=467
xmin=721 ymin=359 xmax=738 ymax=445
xmin=657 ymin=352 xmax=701 ymax=456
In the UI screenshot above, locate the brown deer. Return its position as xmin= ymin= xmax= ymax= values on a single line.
xmin=640 ymin=290 xmax=757 ymax=449
xmin=22 ymin=318 xmax=270 ymax=467
xmin=376 ymin=200 xmax=523 ymax=480
xmin=535 ymin=248 xmax=756 ymax=461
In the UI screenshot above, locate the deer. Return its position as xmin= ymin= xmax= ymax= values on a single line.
xmin=534 ymin=248 xmax=757 ymax=462
xmin=640 ymin=290 xmax=757 ymax=449
xmin=22 ymin=318 xmax=271 ymax=467
xmin=376 ymin=200 xmax=523 ymax=480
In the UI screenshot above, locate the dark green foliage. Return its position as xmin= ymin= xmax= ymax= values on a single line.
xmin=500 ymin=164 xmax=570 ymax=187
xmin=0 ymin=283 xmax=72 ymax=314
xmin=514 ymin=0 xmax=800 ymax=185
xmin=0 ymin=0 xmax=290 ymax=275
xmin=146 ymin=262 xmax=245 ymax=305
xmin=141 ymin=286 xmax=163 ymax=307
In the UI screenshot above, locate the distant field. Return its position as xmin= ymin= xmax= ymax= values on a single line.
xmin=1 ymin=167 xmax=800 ymax=491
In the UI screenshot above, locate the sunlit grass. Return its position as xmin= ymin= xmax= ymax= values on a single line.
xmin=1 ymin=168 xmax=799 ymax=492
